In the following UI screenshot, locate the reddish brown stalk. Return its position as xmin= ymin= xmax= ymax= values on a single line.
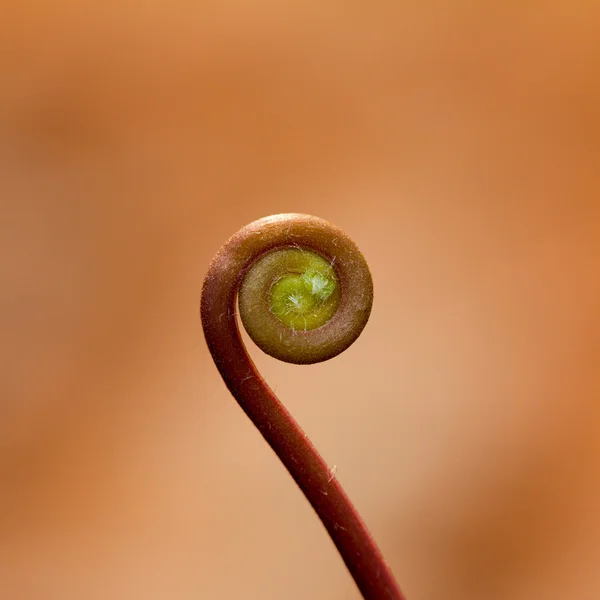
xmin=200 ymin=214 xmax=406 ymax=600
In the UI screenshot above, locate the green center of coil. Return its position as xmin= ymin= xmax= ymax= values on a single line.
xmin=269 ymin=250 xmax=340 ymax=331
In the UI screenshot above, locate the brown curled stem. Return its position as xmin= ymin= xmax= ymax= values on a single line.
xmin=200 ymin=214 xmax=406 ymax=600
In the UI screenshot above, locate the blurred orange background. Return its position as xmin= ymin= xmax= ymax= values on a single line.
xmin=1 ymin=3 xmax=599 ymax=599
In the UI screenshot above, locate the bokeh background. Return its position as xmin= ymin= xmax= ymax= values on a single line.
xmin=1 ymin=3 xmax=599 ymax=599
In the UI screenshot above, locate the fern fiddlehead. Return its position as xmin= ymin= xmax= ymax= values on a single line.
xmin=201 ymin=213 xmax=405 ymax=600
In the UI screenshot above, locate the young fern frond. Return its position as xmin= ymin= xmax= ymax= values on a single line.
xmin=200 ymin=213 xmax=405 ymax=600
